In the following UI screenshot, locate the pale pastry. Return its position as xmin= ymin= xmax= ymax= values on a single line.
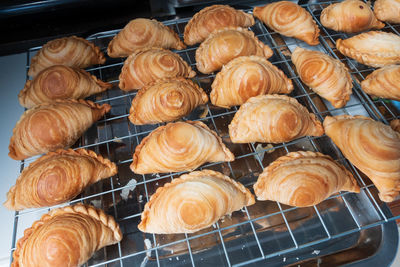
xmin=129 ymin=77 xmax=208 ymax=125
xmin=229 ymin=95 xmax=324 ymax=143
xmin=11 ymin=204 xmax=122 ymax=267
xmin=19 ymin=65 xmax=112 ymax=109
xmin=9 ymin=100 xmax=111 ymax=160
xmin=253 ymin=1 xmax=320 ymax=45
xmin=195 ymin=27 xmax=273 ymax=74
xmin=374 ymin=0 xmax=400 ymax=24
xmin=254 ymin=151 xmax=360 ymax=207
xmin=361 ymin=65 xmax=400 ymax=101
xmin=138 ymin=169 xmax=255 ymax=233
xmin=108 ymin=18 xmax=186 ymax=58
xmin=391 ymin=119 xmax=400 ymax=133
xmin=210 ymin=56 xmax=293 ymax=108
xmin=28 ymin=36 xmax=106 ymax=77
xmin=4 ymin=149 xmax=117 ymax=211
xmin=131 ymin=121 xmax=234 ymax=174
xmin=336 ymin=31 xmax=400 ymax=67
xmin=291 ymin=47 xmax=352 ymax=108
xmin=119 ymin=48 xmax=196 ymax=91
xmin=324 ymin=115 xmax=400 ymax=202
xmin=184 ymin=5 xmax=255 ymax=45
xmin=321 ymin=0 xmax=384 ymax=33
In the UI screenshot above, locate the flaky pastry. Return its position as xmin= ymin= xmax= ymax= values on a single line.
xmin=361 ymin=65 xmax=400 ymax=101
xmin=391 ymin=119 xmax=400 ymax=133
xmin=374 ymin=0 xmax=400 ymax=24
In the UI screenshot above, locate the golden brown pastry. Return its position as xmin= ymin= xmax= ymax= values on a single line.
xmin=253 ymin=1 xmax=320 ymax=45
xmin=119 ymin=48 xmax=196 ymax=91
xmin=374 ymin=0 xmax=400 ymax=24
xmin=131 ymin=121 xmax=234 ymax=174
xmin=195 ymin=27 xmax=273 ymax=74
xmin=391 ymin=119 xmax=400 ymax=133
xmin=361 ymin=65 xmax=400 ymax=101
xmin=4 ymin=149 xmax=117 ymax=211
xmin=129 ymin=77 xmax=208 ymax=125
xmin=336 ymin=31 xmax=400 ymax=67
xmin=107 ymin=18 xmax=186 ymax=58
xmin=254 ymin=151 xmax=360 ymax=207
xmin=291 ymin=47 xmax=352 ymax=108
xmin=11 ymin=204 xmax=122 ymax=267
xmin=9 ymin=100 xmax=111 ymax=160
xmin=210 ymin=56 xmax=293 ymax=108
xmin=229 ymin=95 xmax=324 ymax=143
xmin=19 ymin=65 xmax=112 ymax=109
xmin=28 ymin=36 xmax=106 ymax=77
xmin=324 ymin=115 xmax=400 ymax=202
xmin=138 ymin=169 xmax=254 ymax=233
xmin=321 ymin=0 xmax=384 ymax=33
xmin=184 ymin=5 xmax=255 ymax=45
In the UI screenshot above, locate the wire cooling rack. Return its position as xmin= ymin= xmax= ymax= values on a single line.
xmin=10 ymin=1 xmax=400 ymax=266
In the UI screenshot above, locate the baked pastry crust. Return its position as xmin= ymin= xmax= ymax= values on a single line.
xmin=374 ymin=0 xmax=400 ymax=24
xmin=11 ymin=204 xmax=122 ymax=267
xmin=229 ymin=95 xmax=324 ymax=143
xmin=129 ymin=77 xmax=208 ymax=125
xmin=184 ymin=5 xmax=255 ymax=45
xmin=138 ymin=169 xmax=255 ymax=233
xmin=210 ymin=56 xmax=293 ymax=108
xmin=4 ymin=149 xmax=117 ymax=211
xmin=391 ymin=119 xmax=400 ymax=133
xmin=324 ymin=115 xmax=400 ymax=202
xmin=253 ymin=1 xmax=320 ymax=45
xmin=336 ymin=31 xmax=400 ymax=67
xmin=254 ymin=151 xmax=360 ymax=207
xmin=108 ymin=18 xmax=186 ymax=58
xmin=195 ymin=27 xmax=273 ymax=74
xmin=9 ymin=99 xmax=111 ymax=160
xmin=131 ymin=121 xmax=234 ymax=174
xmin=361 ymin=65 xmax=400 ymax=101
xmin=28 ymin=36 xmax=106 ymax=77
xmin=119 ymin=48 xmax=196 ymax=91
xmin=19 ymin=65 xmax=112 ymax=108
xmin=321 ymin=0 xmax=384 ymax=33
xmin=291 ymin=47 xmax=352 ymax=108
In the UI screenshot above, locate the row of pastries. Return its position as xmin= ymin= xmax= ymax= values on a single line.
xmin=7 ymin=0 xmax=400 ymax=266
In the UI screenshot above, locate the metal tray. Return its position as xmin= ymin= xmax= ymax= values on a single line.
xmin=11 ymin=1 xmax=400 ymax=266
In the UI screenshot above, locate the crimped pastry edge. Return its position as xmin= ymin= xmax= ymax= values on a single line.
xmin=183 ymin=5 xmax=255 ymax=45
xmin=254 ymin=151 xmax=360 ymax=201
xmin=129 ymin=77 xmax=208 ymax=124
xmin=211 ymin=55 xmax=294 ymax=108
xmin=195 ymin=26 xmax=273 ymax=74
xmin=130 ymin=120 xmax=235 ymax=174
xmin=138 ymin=169 xmax=255 ymax=233
xmin=11 ymin=204 xmax=122 ymax=267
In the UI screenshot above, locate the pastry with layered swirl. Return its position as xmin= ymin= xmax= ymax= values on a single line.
xmin=253 ymin=1 xmax=320 ymax=45
xmin=210 ymin=56 xmax=293 ymax=108
xmin=374 ymin=0 xmax=400 ymax=24
xmin=19 ymin=65 xmax=112 ymax=109
xmin=11 ymin=204 xmax=122 ymax=267
xmin=138 ymin=169 xmax=255 ymax=233
xmin=195 ymin=27 xmax=273 ymax=74
xmin=321 ymin=0 xmax=384 ymax=33
xmin=131 ymin=121 xmax=234 ymax=174
xmin=107 ymin=18 xmax=186 ymax=58
xmin=9 ymin=100 xmax=111 ymax=160
xmin=336 ymin=31 xmax=400 ymax=67
xmin=324 ymin=115 xmax=400 ymax=202
xmin=391 ymin=119 xmax=400 ymax=133
xmin=129 ymin=77 xmax=208 ymax=125
xmin=4 ymin=149 xmax=117 ymax=211
xmin=119 ymin=48 xmax=196 ymax=91
xmin=229 ymin=95 xmax=324 ymax=143
xmin=254 ymin=151 xmax=360 ymax=207
xmin=28 ymin=36 xmax=105 ymax=77
xmin=291 ymin=47 xmax=352 ymax=108
xmin=361 ymin=65 xmax=400 ymax=101
xmin=184 ymin=5 xmax=255 ymax=45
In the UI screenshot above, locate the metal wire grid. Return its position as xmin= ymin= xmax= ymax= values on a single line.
xmin=10 ymin=1 xmax=400 ymax=266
